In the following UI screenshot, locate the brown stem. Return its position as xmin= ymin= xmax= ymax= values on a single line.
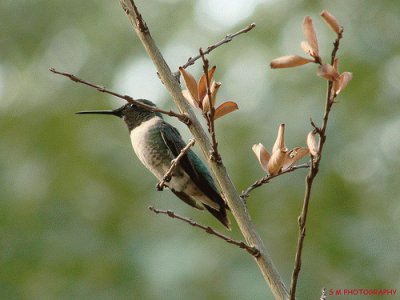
xmin=240 ymin=163 xmax=310 ymax=200
xmin=289 ymin=30 xmax=344 ymax=300
xmin=149 ymin=206 xmax=260 ymax=257
xmin=181 ymin=23 xmax=256 ymax=70
xmin=49 ymin=68 xmax=190 ymax=124
xmin=199 ymin=49 xmax=220 ymax=162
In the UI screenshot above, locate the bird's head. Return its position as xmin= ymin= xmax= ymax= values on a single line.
xmin=76 ymin=99 xmax=162 ymax=130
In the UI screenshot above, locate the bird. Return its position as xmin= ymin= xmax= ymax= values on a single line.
xmin=76 ymin=99 xmax=230 ymax=229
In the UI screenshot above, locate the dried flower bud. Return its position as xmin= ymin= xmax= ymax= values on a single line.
xmin=272 ymin=124 xmax=286 ymax=154
xmin=303 ymin=16 xmax=319 ymax=57
xmin=320 ymin=10 xmax=342 ymax=34
xmin=282 ymin=147 xmax=309 ymax=169
xmin=317 ymin=64 xmax=340 ymax=81
xmin=334 ymin=72 xmax=353 ymax=95
xmin=267 ymin=149 xmax=286 ymax=175
xmin=252 ymin=143 xmax=270 ymax=173
xmin=179 ymin=67 xmax=199 ymax=105
xmin=202 ymin=81 xmax=221 ymax=112
xmin=270 ymin=55 xmax=313 ymax=69
xmin=198 ymin=66 xmax=216 ymax=103
xmin=214 ymin=101 xmax=238 ymax=120
xmin=300 ymin=41 xmax=313 ymax=56
xmin=307 ymin=131 xmax=319 ymax=156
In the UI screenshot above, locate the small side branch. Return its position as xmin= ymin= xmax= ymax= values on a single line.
xmin=199 ymin=50 xmax=220 ymax=162
xmin=157 ymin=139 xmax=196 ymax=191
xmin=289 ymin=29 xmax=344 ymax=300
xmin=49 ymin=68 xmax=190 ymax=124
xmin=181 ymin=23 xmax=256 ymax=70
xmin=149 ymin=206 xmax=260 ymax=257
xmin=241 ymin=163 xmax=310 ymax=200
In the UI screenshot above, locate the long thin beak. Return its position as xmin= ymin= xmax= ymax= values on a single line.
xmin=76 ymin=108 xmax=123 ymax=118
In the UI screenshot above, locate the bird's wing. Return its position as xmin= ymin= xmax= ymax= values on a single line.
xmin=159 ymin=123 xmax=224 ymax=207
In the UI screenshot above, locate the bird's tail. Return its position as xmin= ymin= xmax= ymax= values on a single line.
xmin=204 ymin=204 xmax=231 ymax=230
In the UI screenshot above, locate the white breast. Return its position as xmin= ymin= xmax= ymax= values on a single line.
xmin=129 ymin=116 xmax=167 ymax=178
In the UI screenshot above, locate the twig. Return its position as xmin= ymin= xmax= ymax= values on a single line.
xmin=199 ymin=49 xmax=220 ymax=162
xmin=240 ymin=163 xmax=310 ymax=200
xmin=49 ymin=67 xmax=190 ymax=124
xmin=289 ymin=29 xmax=344 ymax=300
xmin=157 ymin=139 xmax=196 ymax=191
xmin=119 ymin=1 xmax=290 ymax=299
xmin=181 ymin=23 xmax=256 ymax=70
xmin=149 ymin=206 xmax=260 ymax=257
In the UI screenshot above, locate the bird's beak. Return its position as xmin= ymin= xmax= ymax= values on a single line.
xmin=76 ymin=107 xmax=123 ymax=118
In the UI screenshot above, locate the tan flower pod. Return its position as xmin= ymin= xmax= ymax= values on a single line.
xmin=267 ymin=149 xmax=286 ymax=175
xmin=303 ymin=16 xmax=319 ymax=57
xmin=252 ymin=143 xmax=271 ymax=173
xmin=270 ymin=55 xmax=313 ymax=69
xmin=334 ymin=72 xmax=353 ymax=95
xmin=202 ymin=81 xmax=221 ymax=113
xmin=300 ymin=41 xmax=313 ymax=56
xmin=320 ymin=10 xmax=342 ymax=34
xmin=198 ymin=66 xmax=216 ymax=103
xmin=179 ymin=67 xmax=199 ymax=105
xmin=214 ymin=101 xmax=238 ymax=120
xmin=307 ymin=131 xmax=319 ymax=156
xmin=272 ymin=124 xmax=286 ymax=154
xmin=317 ymin=64 xmax=340 ymax=81
xmin=282 ymin=147 xmax=309 ymax=169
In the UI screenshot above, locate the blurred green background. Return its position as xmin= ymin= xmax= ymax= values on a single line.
xmin=1 ymin=0 xmax=399 ymax=299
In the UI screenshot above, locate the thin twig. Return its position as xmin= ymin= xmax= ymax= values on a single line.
xmin=157 ymin=139 xmax=196 ymax=191
xmin=181 ymin=23 xmax=256 ymax=70
xmin=199 ymin=49 xmax=220 ymax=162
xmin=49 ymin=67 xmax=190 ymax=124
xmin=240 ymin=163 xmax=310 ymax=200
xmin=289 ymin=29 xmax=344 ymax=300
xmin=149 ymin=206 xmax=260 ymax=257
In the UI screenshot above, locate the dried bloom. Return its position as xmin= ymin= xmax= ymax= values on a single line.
xmin=179 ymin=67 xmax=200 ymax=107
xmin=252 ymin=143 xmax=270 ymax=173
xmin=334 ymin=72 xmax=353 ymax=95
xmin=283 ymin=147 xmax=309 ymax=169
xmin=272 ymin=124 xmax=286 ymax=154
xmin=214 ymin=101 xmax=239 ymax=120
xmin=253 ymin=124 xmax=309 ymax=175
xmin=303 ymin=16 xmax=319 ymax=57
xmin=317 ymin=64 xmax=340 ymax=81
xmin=180 ymin=66 xmax=238 ymax=119
xmin=307 ymin=131 xmax=319 ymax=156
xmin=270 ymin=55 xmax=313 ymax=69
xmin=320 ymin=10 xmax=342 ymax=34
xmin=202 ymin=81 xmax=221 ymax=113
xmin=267 ymin=149 xmax=287 ymax=175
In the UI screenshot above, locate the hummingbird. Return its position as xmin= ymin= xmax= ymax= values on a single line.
xmin=77 ymin=99 xmax=230 ymax=229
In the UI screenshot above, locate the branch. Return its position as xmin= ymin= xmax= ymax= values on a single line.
xmin=199 ymin=49 xmax=220 ymax=162
xmin=49 ymin=67 xmax=190 ymax=124
xmin=181 ymin=23 xmax=256 ymax=70
xmin=289 ymin=29 xmax=344 ymax=300
xmin=119 ymin=1 xmax=290 ymax=299
xmin=240 ymin=163 xmax=310 ymax=200
xmin=149 ymin=206 xmax=260 ymax=257
xmin=157 ymin=139 xmax=196 ymax=191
